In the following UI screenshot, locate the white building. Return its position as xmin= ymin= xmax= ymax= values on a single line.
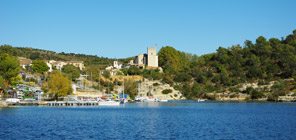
xmin=104 ymin=61 xmax=124 ymax=76
xmin=46 ymin=62 xmax=53 ymax=72
xmin=113 ymin=61 xmax=122 ymax=69
xmin=48 ymin=60 xmax=85 ymax=71
xmin=19 ymin=58 xmax=32 ymax=69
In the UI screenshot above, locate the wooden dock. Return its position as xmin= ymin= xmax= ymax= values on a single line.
xmin=47 ymin=101 xmax=99 ymax=106
xmin=11 ymin=101 xmax=99 ymax=106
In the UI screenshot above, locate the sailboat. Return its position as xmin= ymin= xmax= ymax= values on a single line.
xmin=98 ymin=75 xmax=120 ymax=106
xmin=120 ymin=77 xmax=128 ymax=104
xmin=135 ymin=81 xmax=145 ymax=102
xmin=143 ymin=79 xmax=158 ymax=102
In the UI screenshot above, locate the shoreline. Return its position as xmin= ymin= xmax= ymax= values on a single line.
xmin=0 ymin=101 xmax=8 ymax=108
xmin=2 ymin=99 xmax=295 ymax=108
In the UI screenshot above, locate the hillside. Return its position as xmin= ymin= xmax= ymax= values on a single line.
xmin=0 ymin=45 xmax=126 ymax=68
xmin=157 ymin=29 xmax=296 ymax=100
xmin=1 ymin=29 xmax=296 ymax=101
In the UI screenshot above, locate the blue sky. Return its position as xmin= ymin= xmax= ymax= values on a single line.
xmin=0 ymin=0 xmax=295 ymax=58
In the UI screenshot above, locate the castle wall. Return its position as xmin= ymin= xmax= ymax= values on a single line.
xmin=135 ymin=54 xmax=146 ymax=65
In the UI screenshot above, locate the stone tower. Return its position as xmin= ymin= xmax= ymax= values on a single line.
xmin=147 ymin=47 xmax=158 ymax=67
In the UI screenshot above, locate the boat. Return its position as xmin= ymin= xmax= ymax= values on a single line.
xmin=135 ymin=96 xmax=145 ymax=102
xmin=24 ymin=98 xmax=35 ymax=101
xmin=135 ymin=81 xmax=145 ymax=102
xmin=144 ymin=97 xmax=158 ymax=102
xmin=197 ymin=99 xmax=205 ymax=102
xmin=99 ymin=99 xmax=120 ymax=106
xmin=120 ymin=98 xmax=128 ymax=104
xmin=6 ymin=98 xmax=20 ymax=105
xmin=120 ymin=77 xmax=129 ymax=104
xmin=158 ymin=99 xmax=168 ymax=102
xmin=142 ymin=79 xmax=159 ymax=102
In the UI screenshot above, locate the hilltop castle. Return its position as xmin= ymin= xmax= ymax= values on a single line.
xmin=105 ymin=47 xmax=160 ymax=76
xmin=133 ymin=47 xmax=158 ymax=68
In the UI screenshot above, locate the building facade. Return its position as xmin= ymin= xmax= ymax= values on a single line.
xmin=49 ymin=60 xmax=85 ymax=71
xmin=19 ymin=58 xmax=32 ymax=69
xmin=133 ymin=47 xmax=158 ymax=68
xmin=147 ymin=47 xmax=158 ymax=67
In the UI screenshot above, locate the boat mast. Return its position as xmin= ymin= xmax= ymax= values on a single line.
xmin=145 ymin=79 xmax=146 ymax=97
xmin=108 ymin=81 xmax=109 ymax=94
xmin=116 ymin=79 xmax=118 ymax=94
xmin=140 ymin=80 xmax=142 ymax=97
xmin=99 ymin=71 xmax=101 ymax=92
xmin=122 ymin=77 xmax=124 ymax=100
xmin=151 ymin=78 xmax=153 ymax=96
xmin=138 ymin=81 xmax=140 ymax=97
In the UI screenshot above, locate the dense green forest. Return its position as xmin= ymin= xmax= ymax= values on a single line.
xmin=156 ymin=29 xmax=296 ymax=100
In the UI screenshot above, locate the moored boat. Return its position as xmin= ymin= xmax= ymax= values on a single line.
xmin=158 ymin=99 xmax=168 ymax=102
xmin=197 ymin=99 xmax=205 ymax=102
xmin=120 ymin=98 xmax=128 ymax=104
xmin=6 ymin=98 xmax=20 ymax=105
xmin=135 ymin=96 xmax=145 ymax=102
xmin=99 ymin=99 xmax=120 ymax=106
xmin=144 ymin=97 xmax=158 ymax=102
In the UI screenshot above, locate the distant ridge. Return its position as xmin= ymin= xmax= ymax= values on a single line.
xmin=0 ymin=45 xmax=129 ymax=68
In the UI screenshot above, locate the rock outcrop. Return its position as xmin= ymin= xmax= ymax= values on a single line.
xmin=0 ymin=100 xmax=8 ymax=107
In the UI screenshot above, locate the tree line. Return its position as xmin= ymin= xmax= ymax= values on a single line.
xmin=0 ymin=45 xmax=124 ymax=68
xmin=157 ymin=29 xmax=296 ymax=100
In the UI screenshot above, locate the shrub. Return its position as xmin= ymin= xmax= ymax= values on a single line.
xmin=174 ymin=73 xmax=192 ymax=82
xmin=205 ymin=85 xmax=215 ymax=92
xmin=174 ymin=85 xmax=182 ymax=91
xmin=128 ymin=66 xmax=141 ymax=75
xmin=205 ymin=94 xmax=217 ymax=100
xmin=271 ymin=80 xmax=287 ymax=96
xmin=162 ymin=89 xmax=173 ymax=94
xmin=153 ymin=83 xmax=159 ymax=86
xmin=258 ymin=80 xmax=265 ymax=85
xmin=229 ymin=87 xmax=238 ymax=93
xmin=251 ymin=91 xmax=264 ymax=100
xmin=230 ymin=94 xmax=238 ymax=98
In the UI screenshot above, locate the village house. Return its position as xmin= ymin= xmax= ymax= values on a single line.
xmin=19 ymin=57 xmax=54 ymax=72
xmin=46 ymin=61 xmax=53 ymax=72
xmin=67 ymin=61 xmax=85 ymax=70
xmin=19 ymin=57 xmax=32 ymax=69
xmin=18 ymin=58 xmax=85 ymax=72
xmin=105 ymin=61 xmax=123 ymax=76
xmin=48 ymin=60 xmax=66 ymax=71
xmin=48 ymin=60 xmax=85 ymax=71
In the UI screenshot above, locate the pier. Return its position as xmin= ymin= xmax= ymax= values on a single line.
xmin=47 ymin=101 xmax=99 ymax=106
xmin=7 ymin=101 xmax=99 ymax=106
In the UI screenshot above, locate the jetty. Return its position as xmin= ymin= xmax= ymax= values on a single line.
xmin=47 ymin=101 xmax=99 ymax=106
xmin=5 ymin=100 xmax=100 ymax=106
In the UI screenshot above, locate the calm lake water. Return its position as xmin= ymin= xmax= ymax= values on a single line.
xmin=0 ymin=102 xmax=296 ymax=140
